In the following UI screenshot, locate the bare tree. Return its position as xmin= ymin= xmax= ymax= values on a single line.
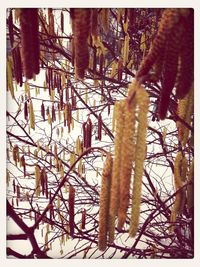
xmin=6 ymin=8 xmax=194 ymax=259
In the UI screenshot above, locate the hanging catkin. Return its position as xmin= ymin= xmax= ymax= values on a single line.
xmin=60 ymin=11 xmax=64 ymax=33
xmin=81 ymin=208 xmax=86 ymax=230
xmin=71 ymin=8 xmax=92 ymax=79
xmin=35 ymin=164 xmax=41 ymax=197
xmin=159 ymin=24 xmax=183 ymax=119
xmin=136 ymin=8 xmax=180 ymax=79
xmin=117 ymin=87 xmax=136 ymax=230
xmin=7 ymin=56 xmax=14 ymax=99
xmin=12 ymin=46 xmax=23 ymax=86
xmin=91 ymin=9 xmax=98 ymax=37
xmin=97 ymin=113 xmax=102 ymax=141
xmin=19 ymin=8 xmax=40 ymax=79
xmin=123 ymin=34 xmax=130 ymax=66
xmin=12 ymin=145 xmax=19 ymax=164
xmin=109 ymin=101 xmax=125 ymax=242
xmin=29 ymin=100 xmax=35 ymax=130
xmin=129 ymin=83 xmax=149 ymax=237
xmin=8 ymin=10 xmax=14 ymax=48
xmin=176 ymin=88 xmax=193 ymax=147
xmin=169 ymin=152 xmax=186 ymax=232
xmin=69 ymin=185 xmax=75 ymax=237
xmin=175 ymin=9 xmax=194 ymax=99
xmin=101 ymin=8 xmax=109 ymax=33
xmin=98 ymin=153 xmax=113 ymax=251
xmin=187 ymin=159 xmax=194 ymax=210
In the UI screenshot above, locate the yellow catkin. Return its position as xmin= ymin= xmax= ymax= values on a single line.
xmin=176 ymin=88 xmax=193 ymax=147
xmin=76 ymin=109 xmax=79 ymax=122
xmin=117 ymin=88 xmax=137 ymax=230
xmin=24 ymin=82 xmax=30 ymax=98
xmin=29 ymin=100 xmax=35 ymax=130
xmin=108 ymin=101 xmax=125 ymax=242
xmin=60 ymin=164 xmax=64 ymax=178
xmin=176 ymin=94 xmax=188 ymax=141
xmin=140 ymin=32 xmax=146 ymax=53
xmin=123 ymin=20 xmax=129 ymax=34
xmin=7 ymin=56 xmax=14 ymax=98
xmin=123 ymin=34 xmax=130 ymax=66
xmin=169 ymin=152 xmax=186 ymax=232
xmin=162 ymin=127 xmax=167 ymax=142
xmin=48 ymin=113 xmax=52 ymax=125
xmin=70 ymin=150 xmax=76 ymax=169
xmin=6 ymin=169 xmax=10 ymax=186
xmin=182 ymin=88 xmax=193 ymax=146
xmin=174 ymin=152 xmax=183 ymax=190
xmin=180 ymin=156 xmax=188 ymax=182
xmin=187 ymin=159 xmax=194 ymax=210
xmin=110 ymin=60 xmax=118 ymax=78
xmin=98 ymin=153 xmax=113 ymax=251
xmin=35 ymin=165 xmax=41 ymax=197
xmin=129 ymin=83 xmax=149 ymax=237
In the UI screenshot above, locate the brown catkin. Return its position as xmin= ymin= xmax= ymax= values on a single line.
xmin=117 ymin=86 xmax=137 ymax=230
xmin=69 ymin=185 xmax=75 ymax=237
xmin=97 ymin=113 xmax=102 ymax=141
xmin=12 ymin=46 xmax=23 ymax=86
xmin=71 ymin=9 xmax=92 ymax=79
xmin=176 ymin=9 xmax=194 ymax=99
xmin=136 ymin=8 xmax=180 ymax=79
xmin=101 ymin=9 xmax=109 ymax=33
xmin=81 ymin=208 xmax=86 ymax=230
xmin=61 ymin=11 xmax=64 ymax=33
xmin=129 ymin=83 xmax=149 ymax=237
xmin=8 ymin=10 xmax=14 ymax=48
xmin=159 ymin=24 xmax=183 ymax=120
xmin=91 ymin=9 xmax=98 ymax=37
xmin=98 ymin=153 xmax=113 ymax=251
xmin=20 ymin=8 xmax=40 ymax=79
xmin=12 ymin=145 xmax=19 ymax=164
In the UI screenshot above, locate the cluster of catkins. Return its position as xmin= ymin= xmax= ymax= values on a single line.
xmin=8 ymin=9 xmax=40 ymax=82
xmin=137 ymin=8 xmax=194 ymax=120
xmin=98 ymin=81 xmax=149 ymax=251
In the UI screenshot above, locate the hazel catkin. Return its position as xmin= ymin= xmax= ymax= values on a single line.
xmin=129 ymin=83 xmax=149 ymax=237
xmin=98 ymin=153 xmax=113 ymax=251
xmin=175 ymin=9 xmax=194 ymax=99
xmin=71 ymin=8 xmax=92 ymax=79
xmin=136 ymin=8 xmax=180 ymax=79
xmin=20 ymin=8 xmax=40 ymax=79
xmin=117 ymin=89 xmax=136 ymax=230
xmin=159 ymin=24 xmax=183 ymax=120
xmin=108 ymin=101 xmax=125 ymax=242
